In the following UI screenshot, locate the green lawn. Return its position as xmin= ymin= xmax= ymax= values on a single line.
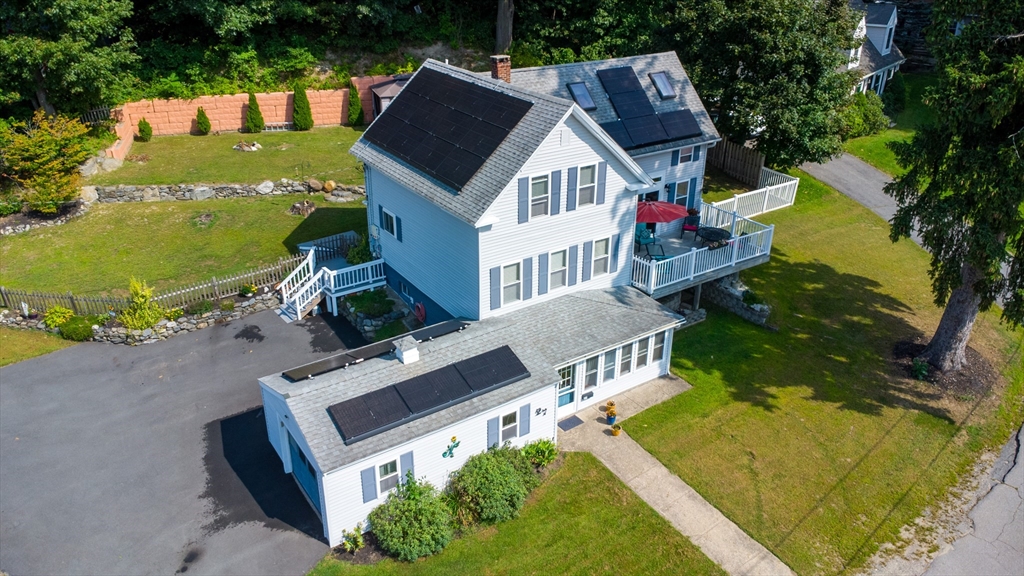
xmin=0 ymin=327 xmax=75 ymax=367
xmin=843 ymin=73 xmax=938 ymax=175
xmin=702 ymin=166 xmax=753 ymax=203
xmin=625 ymin=171 xmax=1023 ymax=575
xmin=0 ymin=196 xmax=367 ymax=295
xmin=87 ymin=126 xmax=365 ymax=186
xmin=309 ymin=452 xmax=725 ymax=576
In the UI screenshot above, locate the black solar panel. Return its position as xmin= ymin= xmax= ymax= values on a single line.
xmin=596 ymin=67 xmax=644 ymax=95
xmin=282 ymin=353 xmax=359 ymax=381
xmin=609 ymin=91 xmax=655 ymax=119
xmin=600 ymin=120 xmax=634 ymax=149
xmin=453 ymin=345 xmax=530 ymax=392
xmin=363 ymin=68 xmax=532 ymax=190
xmin=659 ymin=109 xmax=703 ymax=140
xmin=348 ymin=340 xmax=397 ymax=361
xmin=411 ymin=320 xmax=469 ymax=341
xmin=328 ymin=386 xmax=411 ymax=441
xmin=327 ymin=346 xmax=531 ymax=444
xmin=625 ymin=114 xmax=670 ymax=148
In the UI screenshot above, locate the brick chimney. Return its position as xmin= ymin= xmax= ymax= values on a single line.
xmin=490 ymin=55 xmax=512 ymax=83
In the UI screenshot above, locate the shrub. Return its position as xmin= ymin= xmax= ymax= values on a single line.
xmin=117 ymin=277 xmax=165 ymax=330
xmin=347 ymin=80 xmax=363 ymax=126
xmin=742 ymin=289 xmax=766 ymax=306
xmin=340 ymin=522 xmax=365 ymax=554
xmin=368 ymin=474 xmax=453 ymax=561
xmin=137 ymin=118 xmax=153 ymax=142
xmin=346 ymin=289 xmax=393 ymax=317
xmin=841 ymin=92 xmax=889 ymax=139
xmin=882 ymin=72 xmax=907 ymax=117
xmin=43 ymin=305 xmax=75 ymax=329
xmin=345 ymin=237 xmax=372 ymax=265
xmin=245 ymin=92 xmax=265 ymax=133
xmin=186 ymin=299 xmax=213 ymax=315
xmin=911 ymin=358 xmax=930 ymax=381
xmin=59 ymin=315 xmax=96 ymax=341
xmin=292 ymin=85 xmax=314 ymax=131
xmin=522 ymin=439 xmax=558 ymax=468
xmin=239 ymin=283 xmax=258 ymax=297
xmin=219 ymin=299 xmax=235 ymax=312
xmin=489 ymin=443 xmax=540 ymax=490
xmin=166 ymin=308 xmax=185 ymax=320
xmin=447 ymin=448 xmax=531 ymax=525
xmin=1 ymin=111 xmax=91 ymax=214
xmin=0 ymin=190 xmax=22 ymax=217
xmin=195 ymin=107 xmax=211 ymax=135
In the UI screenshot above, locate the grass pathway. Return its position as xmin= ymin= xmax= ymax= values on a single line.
xmin=625 ymin=171 xmax=1023 ymax=574
xmin=0 ymin=327 xmax=74 ymax=367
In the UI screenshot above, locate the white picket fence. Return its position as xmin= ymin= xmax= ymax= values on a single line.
xmin=708 ymin=168 xmax=799 ymax=220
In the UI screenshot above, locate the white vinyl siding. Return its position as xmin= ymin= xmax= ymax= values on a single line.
xmin=477 ymin=114 xmax=641 ymax=319
xmin=634 ymin=146 xmax=708 ymax=239
xmin=319 ymin=385 xmax=556 ymax=547
xmin=367 ymin=169 xmax=479 ymax=319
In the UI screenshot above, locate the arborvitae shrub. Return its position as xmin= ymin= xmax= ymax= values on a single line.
xmin=137 ymin=118 xmax=152 ymax=142
xmin=195 ymin=106 xmax=211 ymax=135
xmin=292 ymin=85 xmax=313 ymax=131
xmin=347 ymin=80 xmax=363 ymax=126
xmin=245 ymin=92 xmax=265 ymax=133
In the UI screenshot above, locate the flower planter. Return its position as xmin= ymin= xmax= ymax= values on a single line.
xmin=611 ymin=425 xmax=622 ymax=436
xmin=607 ymin=414 xmax=617 ymax=425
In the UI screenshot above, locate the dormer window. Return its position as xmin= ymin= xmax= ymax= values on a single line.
xmin=884 ymin=26 xmax=894 ymax=52
xmin=649 ymin=72 xmax=676 ymax=99
xmin=567 ymin=82 xmax=597 ymax=111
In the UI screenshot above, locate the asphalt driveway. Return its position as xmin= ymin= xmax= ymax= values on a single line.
xmin=0 ymin=310 xmax=364 ymax=576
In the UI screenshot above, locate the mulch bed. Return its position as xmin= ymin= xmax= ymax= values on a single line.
xmin=0 ymin=202 xmax=81 ymax=228
xmin=892 ymin=339 xmax=998 ymax=399
xmin=328 ymin=532 xmax=388 ymax=566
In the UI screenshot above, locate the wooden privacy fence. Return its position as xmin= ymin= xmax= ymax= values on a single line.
xmin=706 ymin=140 xmax=765 ymax=188
xmin=1 ymin=254 xmax=306 ymax=314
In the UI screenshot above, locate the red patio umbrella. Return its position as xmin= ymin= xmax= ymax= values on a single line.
xmin=635 ymin=200 xmax=691 ymax=223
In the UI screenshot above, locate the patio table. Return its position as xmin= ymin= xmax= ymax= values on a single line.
xmin=696 ymin=227 xmax=731 ymax=246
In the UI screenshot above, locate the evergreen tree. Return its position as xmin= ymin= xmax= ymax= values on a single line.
xmin=347 ymin=81 xmax=363 ymax=127
xmin=292 ymin=85 xmax=313 ymax=131
xmin=884 ymin=0 xmax=1023 ymax=371
xmin=137 ymin=117 xmax=152 ymax=142
xmin=195 ymin=106 xmax=211 ymax=135
xmin=245 ymin=92 xmax=264 ymax=133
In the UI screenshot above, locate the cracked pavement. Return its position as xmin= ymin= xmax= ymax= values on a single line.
xmin=924 ymin=425 xmax=1024 ymax=576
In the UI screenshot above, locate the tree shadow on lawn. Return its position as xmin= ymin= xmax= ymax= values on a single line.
xmin=690 ymin=248 xmax=956 ymax=423
xmin=281 ymin=204 xmax=368 ymax=254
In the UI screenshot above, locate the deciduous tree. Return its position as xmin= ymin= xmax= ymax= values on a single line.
xmin=884 ymin=0 xmax=1024 ymax=372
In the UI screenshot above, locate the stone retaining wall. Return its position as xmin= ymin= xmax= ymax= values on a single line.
xmin=0 ymin=293 xmax=279 ymax=346
xmin=703 ymin=275 xmax=770 ymax=326
xmin=336 ymin=286 xmax=411 ymax=342
xmin=86 ymin=180 xmax=365 ymax=204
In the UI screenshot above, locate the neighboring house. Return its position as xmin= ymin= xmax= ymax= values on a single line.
xmin=369 ymin=74 xmax=411 ymax=118
xmin=848 ymin=0 xmax=907 ymax=94
xmin=261 ymin=55 xmax=785 ymax=545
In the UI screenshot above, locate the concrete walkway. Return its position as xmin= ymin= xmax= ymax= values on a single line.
xmin=559 ymin=375 xmax=793 ymax=575
xmin=924 ymin=426 xmax=1024 ymax=576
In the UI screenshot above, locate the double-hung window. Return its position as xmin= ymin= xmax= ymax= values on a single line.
xmin=636 ymin=337 xmax=650 ymax=369
xmin=578 ymin=164 xmax=597 ymax=206
xmin=652 ymin=331 xmax=666 ymax=362
xmin=381 ymin=209 xmax=396 ymax=236
xmin=531 ymin=175 xmax=549 ymax=218
xmin=501 ymin=412 xmax=518 ymax=442
xmin=378 ymin=460 xmax=399 ymax=493
xmin=678 ymin=147 xmax=693 ymax=163
xmin=502 ymin=263 xmax=521 ymax=304
xmin=557 ymin=365 xmax=576 ymax=407
xmin=619 ymin=343 xmax=633 ymax=375
xmin=593 ymin=238 xmax=610 ymax=277
xmin=584 ymin=356 xmax=599 ymax=389
xmin=550 ymin=250 xmax=568 ymax=289
xmin=602 ymin=350 xmax=617 ymax=383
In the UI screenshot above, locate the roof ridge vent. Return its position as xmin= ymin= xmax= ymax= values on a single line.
xmin=394 ymin=336 xmax=420 ymax=364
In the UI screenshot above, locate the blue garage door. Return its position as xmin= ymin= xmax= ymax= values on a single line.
xmin=288 ymin=433 xmax=322 ymax=515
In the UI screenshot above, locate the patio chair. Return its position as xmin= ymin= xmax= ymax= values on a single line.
xmin=681 ymin=215 xmax=701 ymax=239
xmin=635 ymin=225 xmax=655 ymax=247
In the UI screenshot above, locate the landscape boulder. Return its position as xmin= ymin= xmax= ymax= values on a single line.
xmin=255 ymin=180 xmax=274 ymax=194
xmin=308 ymin=178 xmax=323 ymax=191
xmin=323 ymin=180 xmax=336 ymax=192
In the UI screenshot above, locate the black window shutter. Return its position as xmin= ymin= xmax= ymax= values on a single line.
xmin=537 ymin=252 xmax=549 ymax=295
xmin=568 ymin=245 xmax=578 ymax=286
xmin=693 ymin=145 xmax=701 ymax=161
xmin=610 ymin=233 xmax=621 ymax=273
xmin=395 ymin=216 xmax=403 ymax=242
xmin=378 ymin=204 xmax=384 ymax=228
xmin=671 ymin=149 xmax=680 ymax=166
xmin=566 ymin=167 xmax=578 ymax=211
xmin=689 ymin=177 xmax=698 ymax=208
xmin=518 ymin=177 xmax=529 ymax=224
xmin=666 ymin=182 xmax=677 ymax=204
xmin=522 ymin=257 xmax=533 ymax=300
xmin=550 ymin=170 xmax=561 ymax=215
xmin=596 ymin=162 xmax=607 ymax=205
xmin=582 ymin=240 xmax=593 ymax=281
xmin=489 ymin=266 xmax=501 ymax=310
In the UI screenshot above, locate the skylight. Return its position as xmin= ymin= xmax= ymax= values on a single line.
xmin=649 ymin=72 xmax=676 ymax=99
xmin=567 ymin=82 xmax=597 ymax=110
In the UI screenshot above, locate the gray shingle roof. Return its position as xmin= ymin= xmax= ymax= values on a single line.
xmin=349 ymin=59 xmax=573 ymax=226
xmin=857 ymin=38 xmax=906 ymax=77
xmin=491 ymin=52 xmax=720 ymax=156
xmin=865 ymin=3 xmax=897 ymax=26
xmin=261 ymin=287 xmax=683 ymax=473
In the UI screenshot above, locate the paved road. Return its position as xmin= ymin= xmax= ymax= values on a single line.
xmin=925 ymin=426 xmax=1024 ymax=576
xmin=0 ymin=311 xmax=364 ymax=576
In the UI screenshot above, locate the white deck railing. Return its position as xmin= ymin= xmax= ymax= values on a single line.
xmin=279 ymin=249 xmax=317 ymax=302
xmin=709 ymin=168 xmax=800 ymax=220
xmin=284 ymin=258 xmax=387 ymax=320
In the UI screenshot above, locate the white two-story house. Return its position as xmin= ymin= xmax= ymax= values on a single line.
xmin=848 ymin=0 xmax=907 ymax=94
xmin=258 ymin=55 xmax=782 ymax=545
